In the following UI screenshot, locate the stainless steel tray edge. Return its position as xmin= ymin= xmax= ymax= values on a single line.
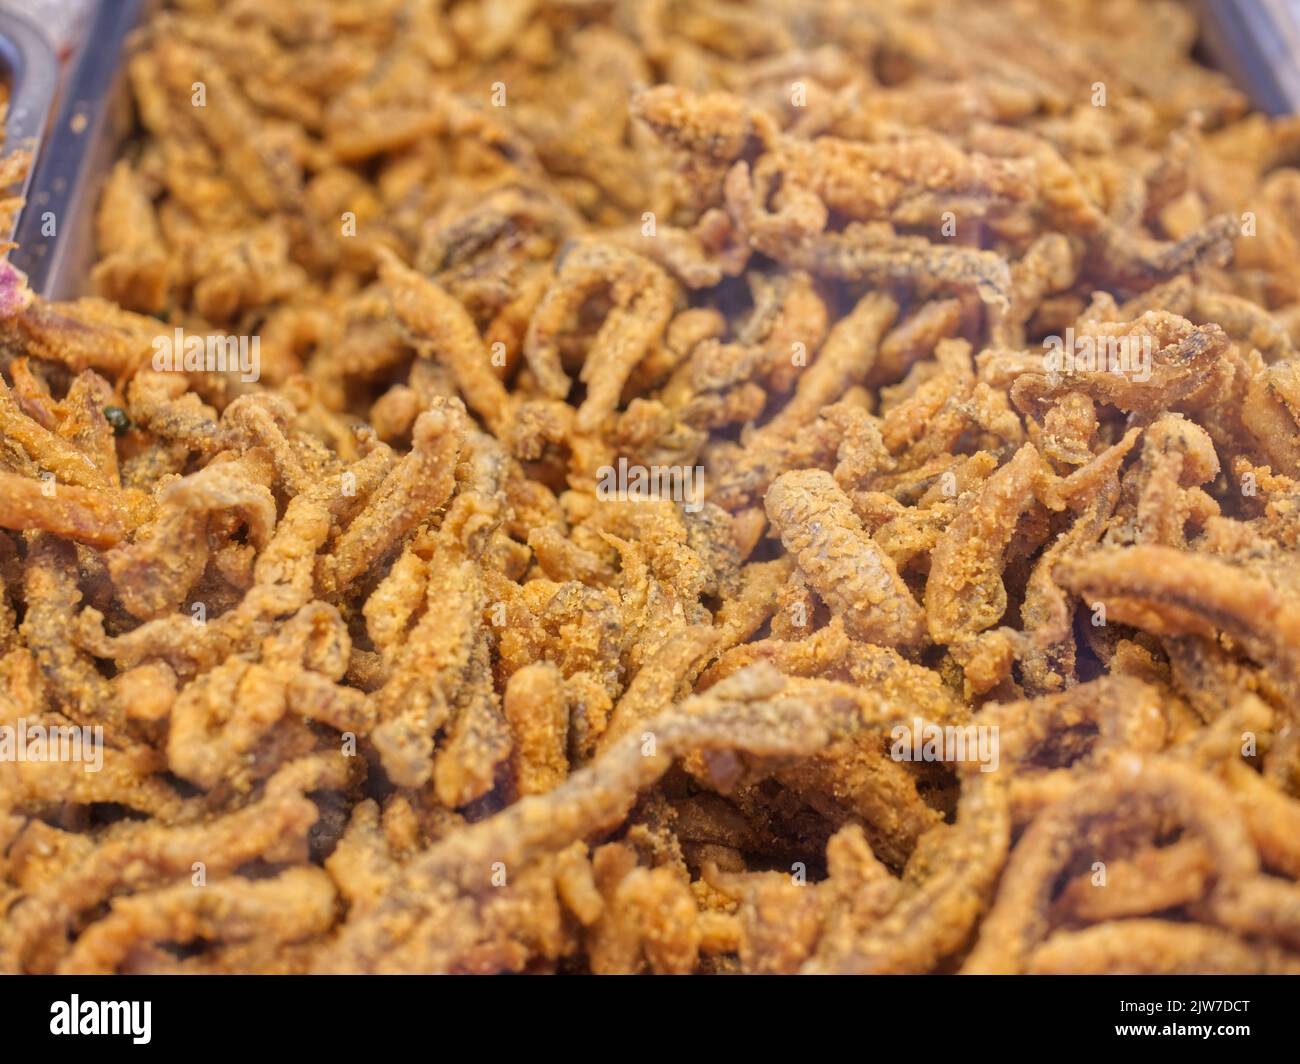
xmin=0 ymin=6 xmax=58 ymax=246
xmin=9 ymin=0 xmax=147 ymax=299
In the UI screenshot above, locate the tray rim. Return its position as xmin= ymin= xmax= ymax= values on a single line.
xmin=0 ymin=6 xmax=59 ymax=245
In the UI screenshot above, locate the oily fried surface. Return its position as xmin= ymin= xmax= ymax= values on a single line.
xmin=2 ymin=0 xmax=1300 ymax=974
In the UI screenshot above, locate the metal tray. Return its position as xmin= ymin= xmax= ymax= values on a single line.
xmin=0 ymin=6 xmax=58 ymax=245
xmin=1197 ymin=0 xmax=1300 ymax=116
xmin=2 ymin=1 xmax=1297 ymax=303
xmin=8 ymin=0 xmax=146 ymax=300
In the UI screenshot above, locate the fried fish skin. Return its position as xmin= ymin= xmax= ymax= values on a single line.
xmin=4 ymin=0 xmax=1300 ymax=977
xmin=766 ymin=469 xmax=925 ymax=648
xmin=0 ymin=471 xmax=128 ymax=548
xmin=924 ymin=443 xmax=1050 ymax=644
xmin=503 ymin=662 xmax=569 ymax=796
xmin=1027 ymin=920 xmax=1300 ymax=975
xmin=58 ymin=867 xmax=338 ymax=975
xmin=962 ymin=756 xmax=1262 ymax=975
xmin=1058 ymin=545 xmax=1300 ymax=718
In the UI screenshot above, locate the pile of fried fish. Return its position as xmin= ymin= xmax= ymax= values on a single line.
xmin=1 ymin=0 xmax=1300 ymax=974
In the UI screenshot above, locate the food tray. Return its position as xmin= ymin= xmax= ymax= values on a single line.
xmin=8 ymin=0 xmax=147 ymax=299
xmin=1196 ymin=0 xmax=1300 ymax=115
xmin=0 ymin=6 xmax=58 ymax=245
xmin=4 ymin=1 xmax=1296 ymax=304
